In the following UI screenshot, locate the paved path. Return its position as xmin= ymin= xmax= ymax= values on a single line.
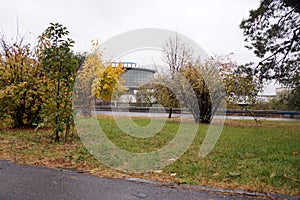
xmin=96 ymin=111 xmax=300 ymax=122
xmin=0 ymin=160 xmax=268 ymax=200
xmin=1 ymin=160 xmax=297 ymax=200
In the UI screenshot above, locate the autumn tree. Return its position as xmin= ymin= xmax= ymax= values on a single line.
xmin=154 ymin=36 xmax=261 ymax=123
xmin=152 ymin=60 xmax=225 ymax=123
xmin=39 ymin=23 xmax=78 ymax=142
xmin=179 ymin=63 xmax=213 ymax=123
xmin=93 ymin=63 xmax=126 ymax=101
xmin=74 ymin=42 xmax=126 ymax=117
xmin=151 ymin=75 xmax=181 ymax=118
xmin=177 ymin=58 xmax=229 ymax=123
xmin=166 ymin=55 xmax=261 ymax=123
xmin=0 ymin=35 xmax=45 ymax=128
xmin=74 ymin=42 xmax=105 ymax=117
xmin=157 ymin=35 xmax=226 ymax=123
xmin=210 ymin=55 xmax=263 ymax=105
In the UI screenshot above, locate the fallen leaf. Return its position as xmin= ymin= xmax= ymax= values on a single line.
xmin=68 ymin=176 xmax=78 ymax=180
xmin=270 ymin=172 xmax=276 ymax=179
xmin=283 ymin=173 xmax=296 ymax=181
xmin=213 ymin=172 xmax=220 ymax=177
xmin=229 ymin=172 xmax=241 ymax=177
xmin=222 ymin=178 xmax=230 ymax=182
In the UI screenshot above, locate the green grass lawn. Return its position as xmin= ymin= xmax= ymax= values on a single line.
xmin=0 ymin=117 xmax=299 ymax=196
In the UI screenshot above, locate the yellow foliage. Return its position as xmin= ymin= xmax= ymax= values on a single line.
xmin=76 ymin=43 xmax=127 ymax=106
xmin=93 ymin=63 xmax=127 ymax=100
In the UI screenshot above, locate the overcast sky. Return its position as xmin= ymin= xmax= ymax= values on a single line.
xmin=0 ymin=0 xmax=278 ymax=94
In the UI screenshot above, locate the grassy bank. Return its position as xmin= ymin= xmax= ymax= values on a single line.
xmin=0 ymin=117 xmax=299 ymax=196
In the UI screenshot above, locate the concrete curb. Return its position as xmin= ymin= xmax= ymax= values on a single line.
xmin=125 ymin=177 xmax=299 ymax=200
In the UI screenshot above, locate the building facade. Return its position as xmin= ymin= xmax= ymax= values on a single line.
xmin=113 ymin=62 xmax=156 ymax=103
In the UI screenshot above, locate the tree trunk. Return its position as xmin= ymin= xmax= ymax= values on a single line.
xmin=14 ymin=109 xmax=24 ymax=128
xmin=168 ymin=108 xmax=173 ymax=118
xmin=65 ymin=123 xmax=70 ymax=142
xmin=55 ymin=79 xmax=61 ymax=142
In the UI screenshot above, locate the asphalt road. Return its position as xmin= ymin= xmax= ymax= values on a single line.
xmin=96 ymin=111 xmax=300 ymax=122
xmin=0 ymin=160 xmax=295 ymax=200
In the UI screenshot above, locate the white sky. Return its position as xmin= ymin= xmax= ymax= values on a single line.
xmin=0 ymin=0 xmax=278 ymax=94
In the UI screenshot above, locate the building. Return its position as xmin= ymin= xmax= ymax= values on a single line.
xmin=112 ymin=62 xmax=157 ymax=103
